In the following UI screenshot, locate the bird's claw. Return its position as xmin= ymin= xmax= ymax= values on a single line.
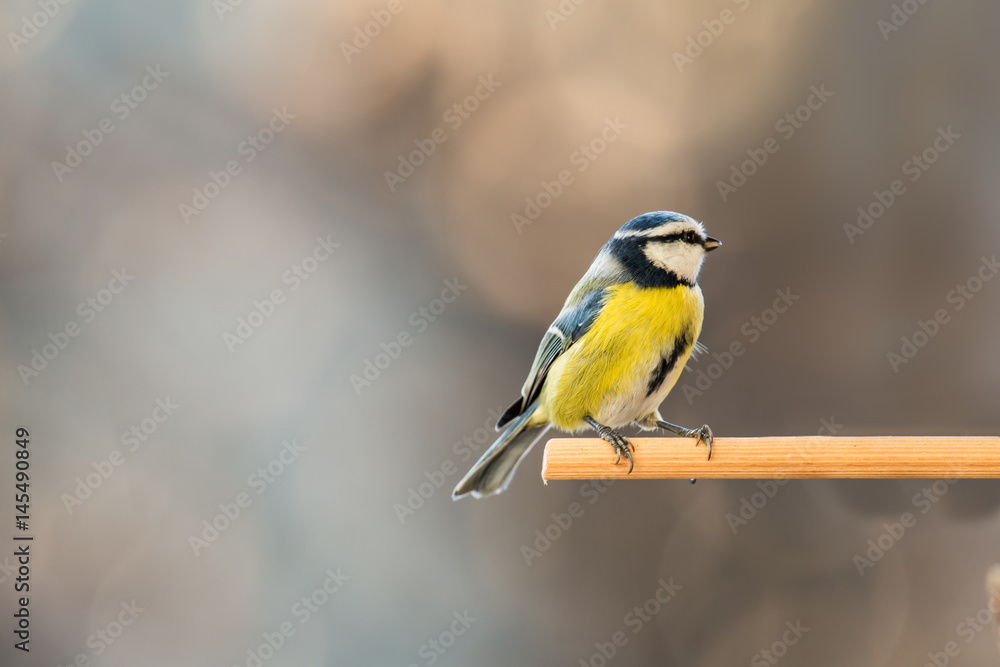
xmin=603 ymin=428 xmax=634 ymax=474
xmin=655 ymin=420 xmax=714 ymax=461
xmin=611 ymin=435 xmax=634 ymax=474
xmin=587 ymin=418 xmax=635 ymax=474
xmin=690 ymin=424 xmax=713 ymax=460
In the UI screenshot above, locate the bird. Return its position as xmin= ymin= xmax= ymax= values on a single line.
xmin=452 ymin=211 xmax=721 ymax=500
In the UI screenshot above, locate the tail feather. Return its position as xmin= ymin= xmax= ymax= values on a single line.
xmin=495 ymin=396 xmax=524 ymax=431
xmin=452 ymin=401 xmax=549 ymax=499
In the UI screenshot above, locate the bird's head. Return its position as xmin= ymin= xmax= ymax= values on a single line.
xmin=607 ymin=211 xmax=721 ymax=287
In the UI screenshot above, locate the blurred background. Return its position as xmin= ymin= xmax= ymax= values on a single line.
xmin=1 ymin=0 xmax=1000 ymax=665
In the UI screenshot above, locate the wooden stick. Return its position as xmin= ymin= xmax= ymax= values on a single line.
xmin=541 ymin=436 xmax=1000 ymax=480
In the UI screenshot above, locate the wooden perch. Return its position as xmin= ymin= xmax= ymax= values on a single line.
xmin=541 ymin=436 xmax=1000 ymax=480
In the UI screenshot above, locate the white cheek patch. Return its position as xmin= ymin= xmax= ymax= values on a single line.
xmin=643 ymin=241 xmax=704 ymax=284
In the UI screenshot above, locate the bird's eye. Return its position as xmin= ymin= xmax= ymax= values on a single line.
xmin=683 ymin=231 xmax=695 ymax=243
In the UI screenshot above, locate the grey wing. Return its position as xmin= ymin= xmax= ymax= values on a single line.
xmin=495 ymin=287 xmax=608 ymax=430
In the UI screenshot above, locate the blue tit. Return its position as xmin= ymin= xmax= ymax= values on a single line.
xmin=452 ymin=211 xmax=721 ymax=500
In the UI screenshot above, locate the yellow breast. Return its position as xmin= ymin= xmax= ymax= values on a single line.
xmin=539 ymin=282 xmax=703 ymax=431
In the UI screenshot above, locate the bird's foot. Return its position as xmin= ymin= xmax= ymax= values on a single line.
xmin=656 ymin=420 xmax=714 ymax=461
xmin=584 ymin=417 xmax=634 ymax=474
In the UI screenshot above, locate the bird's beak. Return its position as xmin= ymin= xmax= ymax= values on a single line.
xmin=704 ymin=236 xmax=722 ymax=251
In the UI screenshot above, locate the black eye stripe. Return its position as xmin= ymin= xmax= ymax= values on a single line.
xmin=646 ymin=232 xmax=703 ymax=245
